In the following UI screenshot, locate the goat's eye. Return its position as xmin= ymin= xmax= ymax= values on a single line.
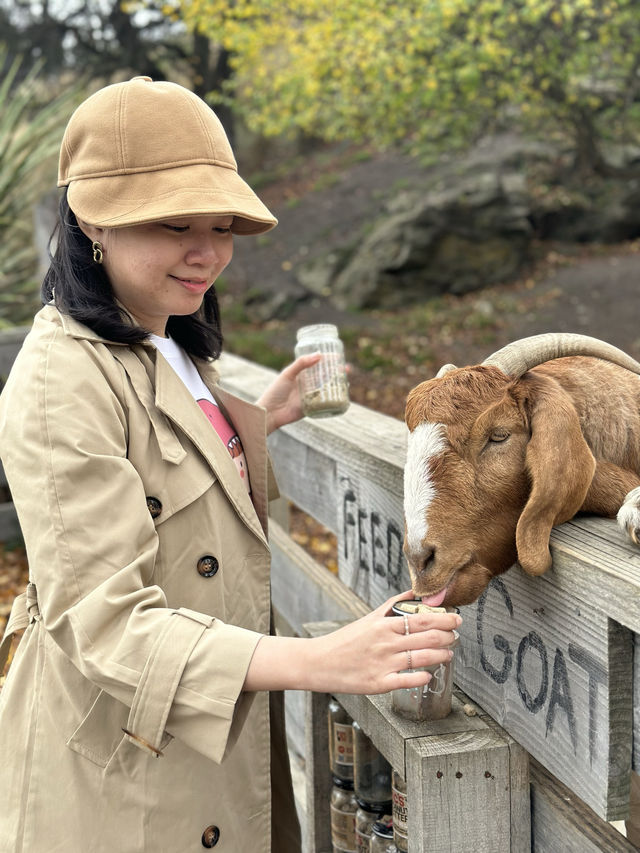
xmin=489 ymin=428 xmax=510 ymax=443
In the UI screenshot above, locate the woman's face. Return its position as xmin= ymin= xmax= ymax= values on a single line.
xmin=81 ymin=215 xmax=234 ymax=336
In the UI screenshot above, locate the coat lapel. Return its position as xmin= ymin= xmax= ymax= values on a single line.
xmin=113 ymin=345 xmax=268 ymax=547
xmin=153 ymin=351 xmax=269 ymax=546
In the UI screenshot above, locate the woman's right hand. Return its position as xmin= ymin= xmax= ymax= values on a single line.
xmin=243 ymin=590 xmax=461 ymax=695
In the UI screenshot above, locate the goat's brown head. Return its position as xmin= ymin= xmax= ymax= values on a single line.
xmin=403 ymin=333 xmax=640 ymax=606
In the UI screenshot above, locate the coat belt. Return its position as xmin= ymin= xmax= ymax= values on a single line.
xmin=0 ymin=582 xmax=40 ymax=674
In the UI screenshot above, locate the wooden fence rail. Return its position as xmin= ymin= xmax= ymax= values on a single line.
xmin=1 ymin=326 xmax=638 ymax=850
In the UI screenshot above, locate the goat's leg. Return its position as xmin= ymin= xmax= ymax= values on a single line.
xmin=581 ymin=460 xmax=640 ymax=544
xmin=617 ymin=486 xmax=640 ymax=545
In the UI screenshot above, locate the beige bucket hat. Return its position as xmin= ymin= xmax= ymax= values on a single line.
xmin=58 ymin=76 xmax=277 ymax=235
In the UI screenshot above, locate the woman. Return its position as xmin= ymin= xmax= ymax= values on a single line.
xmin=0 ymin=77 xmax=460 ymax=852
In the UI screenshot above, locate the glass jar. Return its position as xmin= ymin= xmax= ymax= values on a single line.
xmin=328 ymin=697 xmax=354 ymax=782
xmin=389 ymin=600 xmax=459 ymax=721
xmin=391 ymin=771 xmax=408 ymax=850
xmin=369 ymin=817 xmax=397 ymax=852
xmin=294 ymin=324 xmax=350 ymax=418
xmin=355 ymin=802 xmax=389 ymax=852
xmin=330 ymin=776 xmax=357 ymax=852
xmin=353 ymin=721 xmax=392 ymax=809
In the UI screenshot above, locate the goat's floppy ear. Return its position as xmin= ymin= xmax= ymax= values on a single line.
xmin=515 ymin=377 xmax=596 ymax=576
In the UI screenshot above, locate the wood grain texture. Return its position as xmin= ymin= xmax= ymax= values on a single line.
xmin=455 ymin=569 xmax=633 ymax=820
xmin=530 ymin=758 xmax=637 ymax=852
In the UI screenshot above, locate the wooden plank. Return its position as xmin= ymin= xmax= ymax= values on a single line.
xmin=406 ymin=730 xmax=512 ymax=852
xmin=330 ymin=689 xmax=530 ymax=853
xmin=548 ymin=516 xmax=640 ymax=634
xmin=268 ymin=431 xmax=339 ymax=532
xmin=455 ymin=569 xmax=633 ymax=820
xmin=336 ymin=463 xmax=409 ymax=601
xmin=334 ymin=690 xmax=491 ymax=783
xmin=635 ymin=632 xmax=640 ymax=773
xmin=479 ymin=712 xmax=531 ymax=852
xmin=530 ymin=758 xmax=636 ymax=852
xmin=288 ymin=749 xmax=308 ymax=853
xmin=269 ymin=518 xmax=369 ymax=638
xmin=284 ymin=689 xmax=307 ymax=766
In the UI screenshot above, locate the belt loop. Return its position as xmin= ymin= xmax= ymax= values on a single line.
xmin=26 ymin=582 xmax=41 ymax=622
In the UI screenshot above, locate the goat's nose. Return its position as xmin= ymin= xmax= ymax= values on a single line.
xmin=410 ymin=544 xmax=436 ymax=577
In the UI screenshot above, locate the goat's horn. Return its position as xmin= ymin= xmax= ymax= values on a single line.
xmin=436 ymin=363 xmax=457 ymax=378
xmin=482 ymin=332 xmax=640 ymax=378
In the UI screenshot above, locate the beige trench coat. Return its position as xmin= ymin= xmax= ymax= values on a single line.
xmin=0 ymin=305 xmax=301 ymax=853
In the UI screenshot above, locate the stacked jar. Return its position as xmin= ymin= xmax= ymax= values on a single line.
xmin=328 ymin=698 xmax=356 ymax=852
xmin=328 ymin=697 xmax=354 ymax=783
xmin=369 ymin=817 xmax=397 ymax=852
xmin=294 ymin=324 xmax=350 ymax=418
xmin=331 ymin=776 xmax=358 ymax=853
xmin=352 ymin=721 xmax=392 ymax=851
xmin=391 ymin=771 xmax=408 ymax=853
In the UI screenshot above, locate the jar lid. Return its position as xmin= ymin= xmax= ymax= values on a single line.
xmin=356 ymin=798 xmax=392 ymax=813
xmin=371 ymin=817 xmax=394 ymax=838
xmin=332 ymin=775 xmax=355 ymax=790
xmin=296 ymin=323 xmax=339 ymax=340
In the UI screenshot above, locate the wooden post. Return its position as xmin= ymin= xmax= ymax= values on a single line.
xmin=305 ymin=690 xmax=333 ymax=853
xmin=305 ymin=621 xmax=530 ymax=853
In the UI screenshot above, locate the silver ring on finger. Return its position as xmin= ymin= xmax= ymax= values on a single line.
xmin=402 ymin=613 xmax=410 ymax=636
xmin=406 ymin=648 xmax=413 ymax=670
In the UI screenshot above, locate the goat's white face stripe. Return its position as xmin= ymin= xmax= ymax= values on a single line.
xmin=404 ymin=421 xmax=447 ymax=554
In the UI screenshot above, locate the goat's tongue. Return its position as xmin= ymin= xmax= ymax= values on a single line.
xmin=422 ymin=588 xmax=447 ymax=607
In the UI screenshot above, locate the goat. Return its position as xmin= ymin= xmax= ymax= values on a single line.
xmin=403 ymin=333 xmax=640 ymax=607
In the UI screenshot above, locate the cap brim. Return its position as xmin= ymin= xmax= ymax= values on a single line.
xmin=65 ymin=162 xmax=277 ymax=235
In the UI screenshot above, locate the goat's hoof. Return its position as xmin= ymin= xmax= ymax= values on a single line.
xmin=617 ymin=487 xmax=640 ymax=546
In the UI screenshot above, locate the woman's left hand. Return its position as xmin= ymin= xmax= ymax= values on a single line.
xmin=256 ymin=354 xmax=322 ymax=434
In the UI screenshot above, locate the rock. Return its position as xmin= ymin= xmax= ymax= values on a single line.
xmin=319 ymin=169 xmax=532 ymax=309
xmin=530 ymin=177 xmax=640 ymax=243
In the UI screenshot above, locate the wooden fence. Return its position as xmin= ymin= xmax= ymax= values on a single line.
xmin=1 ymin=327 xmax=638 ymax=851
xmin=219 ymin=350 xmax=639 ymax=852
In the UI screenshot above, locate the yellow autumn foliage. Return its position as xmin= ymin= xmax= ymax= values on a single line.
xmin=159 ymin=0 xmax=640 ymax=165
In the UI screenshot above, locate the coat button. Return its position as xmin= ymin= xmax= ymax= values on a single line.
xmin=197 ymin=555 xmax=219 ymax=578
xmin=146 ymin=496 xmax=162 ymax=519
xmin=201 ymin=825 xmax=220 ymax=847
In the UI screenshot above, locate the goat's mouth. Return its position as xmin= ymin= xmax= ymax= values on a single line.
xmin=411 ymin=554 xmax=480 ymax=606
xmin=420 ymin=585 xmax=450 ymax=607
xmin=412 ymin=567 xmax=460 ymax=606
xmin=418 ymin=559 xmax=493 ymax=607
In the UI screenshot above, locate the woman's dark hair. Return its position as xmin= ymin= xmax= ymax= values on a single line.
xmin=41 ymin=189 xmax=224 ymax=360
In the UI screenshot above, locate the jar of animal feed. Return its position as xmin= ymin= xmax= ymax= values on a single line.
xmin=355 ymin=802 xmax=389 ymax=852
xmin=353 ymin=721 xmax=392 ymax=810
xmin=389 ymin=600 xmax=459 ymax=722
xmin=391 ymin=771 xmax=408 ymax=852
xmin=330 ymin=776 xmax=357 ymax=852
xmin=294 ymin=324 xmax=350 ymax=418
xmin=328 ymin=697 xmax=354 ymax=782
xmin=369 ymin=817 xmax=397 ymax=852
